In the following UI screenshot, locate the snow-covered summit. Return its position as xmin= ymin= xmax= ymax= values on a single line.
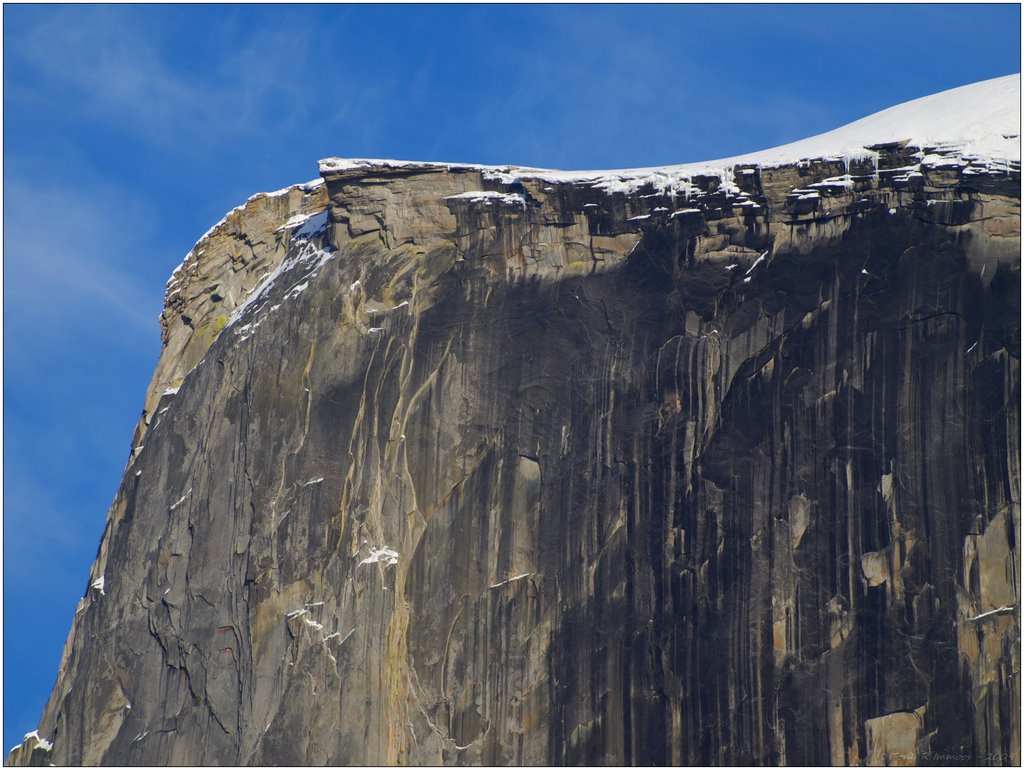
xmin=320 ymin=74 xmax=1020 ymax=193
xmin=705 ymin=73 xmax=1019 ymax=168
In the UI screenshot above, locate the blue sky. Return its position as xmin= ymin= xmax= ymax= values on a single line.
xmin=3 ymin=3 xmax=1019 ymax=751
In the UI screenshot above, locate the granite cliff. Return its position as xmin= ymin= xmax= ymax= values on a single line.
xmin=9 ymin=75 xmax=1021 ymax=766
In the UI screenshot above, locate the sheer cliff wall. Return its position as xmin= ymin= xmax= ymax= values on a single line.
xmin=11 ymin=146 xmax=1020 ymax=765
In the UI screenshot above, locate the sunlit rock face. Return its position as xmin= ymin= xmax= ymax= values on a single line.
xmin=9 ymin=77 xmax=1019 ymax=766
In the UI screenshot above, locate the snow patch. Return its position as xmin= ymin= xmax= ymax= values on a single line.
xmin=276 ymin=213 xmax=311 ymax=232
xmin=358 ymin=546 xmax=400 ymax=567
xmin=276 ymin=209 xmax=330 ymax=240
xmin=920 ymin=153 xmax=965 ymax=168
xmin=294 ymin=210 xmax=329 ymax=239
xmin=229 ymin=239 xmax=337 ymax=342
xmin=91 ymin=576 xmax=105 ymax=596
xmin=169 ymin=488 xmax=192 ymax=511
xmin=488 ymin=573 xmax=532 ymax=589
xmin=445 ymin=190 xmax=526 ymax=208
xmin=807 ymin=174 xmax=856 ymax=191
xmin=970 ymin=605 xmax=1016 ymax=621
xmin=261 ymin=178 xmax=323 ymax=198
xmin=20 ymin=732 xmax=52 ymax=752
xmin=319 ymin=157 xmax=425 ymax=174
xmin=745 ymin=250 xmax=769 ymax=276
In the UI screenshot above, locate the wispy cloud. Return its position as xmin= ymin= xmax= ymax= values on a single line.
xmin=4 ymin=174 xmax=163 ymax=341
xmin=6 ymin=7 xmax=326 ymax=153
xmin=3 ymin=166 xmax=160 ymax=633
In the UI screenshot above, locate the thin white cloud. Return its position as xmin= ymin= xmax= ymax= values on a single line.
xmin=4 ymin=174 xmax=163 ymax=342
xmin=6 ymin=7 xmax=327 ymax=151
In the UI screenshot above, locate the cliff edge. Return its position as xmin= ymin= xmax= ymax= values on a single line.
xmin=9 ymin=75 xmax=1020 ymax=766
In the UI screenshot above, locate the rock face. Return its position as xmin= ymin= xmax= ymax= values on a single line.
xmin=10 ymin=77 xmax=1020 ymax=766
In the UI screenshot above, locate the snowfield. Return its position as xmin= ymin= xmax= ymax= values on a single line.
xmin=319 ymin=74 xmax=1020 ymax=195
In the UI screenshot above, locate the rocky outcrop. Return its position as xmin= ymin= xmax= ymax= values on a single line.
xmin=9 ymin=77 xmax=1020 ymax=766
xmin=6 ymin=733 xmax=52 ymax=768
xmin=134 ymin=180 xmax=328 ymax=450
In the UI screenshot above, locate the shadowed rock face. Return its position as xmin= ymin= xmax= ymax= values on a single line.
xmin=9 ymin=141 xmax=1019 ymax=766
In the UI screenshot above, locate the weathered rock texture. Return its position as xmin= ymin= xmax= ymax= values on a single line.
xmin=9 ymin=81 xmax=1020 ymax=766
xmin=134 ymin=180 xmax=328 ymax=450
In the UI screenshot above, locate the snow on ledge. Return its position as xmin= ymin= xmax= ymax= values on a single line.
xmin=18 ymin=731 xmax=53 ymax=752
xmin=445 ymin=190 xmax=526 ymax=207
xmin=161 ymin=76 xmax=1018 ymax=315
xmin=227 ymin=240 xmax=337 ymax=339
xmin=275 ymin=209 xmax=329 ymax=239
xmin=358 ymin=546 xmax=400 ymax=567
xmin=488 ymin=573 xmax=533 ymax=590
xmin=319 ymin=158 xmax=433 ymax=174
xmin=969 ymin=604 xmax=1016 ymax=621
xmin=319 ymin=74 xmax=1019 ymax=195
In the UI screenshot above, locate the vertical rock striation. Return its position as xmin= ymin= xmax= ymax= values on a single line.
xmin=9 ymin=76 xmax=1020 ymax=766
